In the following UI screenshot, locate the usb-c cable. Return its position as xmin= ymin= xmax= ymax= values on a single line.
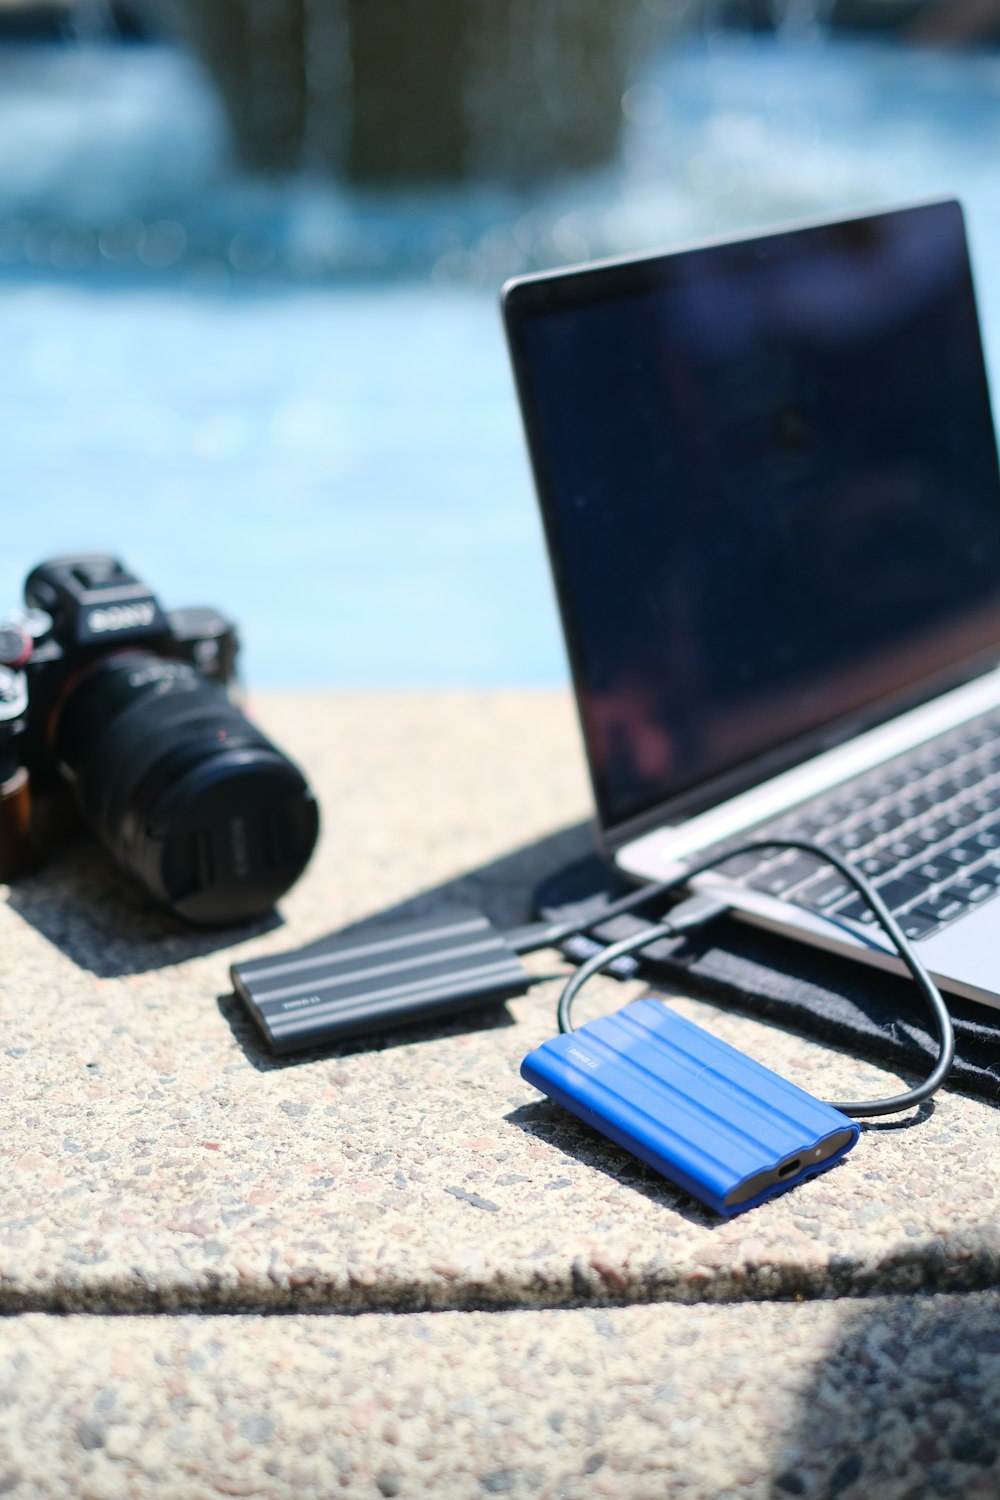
xmin=550 ymin=837 xmax=955 ymax=1119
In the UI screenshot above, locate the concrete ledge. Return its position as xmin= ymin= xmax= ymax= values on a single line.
xmin=3 ymin=1293 xmax=1000 ymax=1498
xmin=3 ymin=693 xmax=1000 ymax=1318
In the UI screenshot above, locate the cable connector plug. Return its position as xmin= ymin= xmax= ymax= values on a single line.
xmin=660 ymin=891 xmax=731 ymax=935
xmin=554 ymin=891 xmax=730 ymax=1035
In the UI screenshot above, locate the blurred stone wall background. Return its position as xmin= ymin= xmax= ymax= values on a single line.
xmin=135 ymin=0 xmax=682 ymax=183
xmin=3 ymin=0 xmax=998 ymax=186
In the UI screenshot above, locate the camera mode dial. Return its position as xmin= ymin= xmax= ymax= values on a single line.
xmin=0 ymin=621 xmax=32 ymax=669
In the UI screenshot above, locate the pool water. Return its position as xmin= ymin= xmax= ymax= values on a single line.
xmin=3 ymin=28 xmax=1000 ymax=686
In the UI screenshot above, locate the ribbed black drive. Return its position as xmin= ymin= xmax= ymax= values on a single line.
xmin=231 ymin=904 xmax=530 ymax=1053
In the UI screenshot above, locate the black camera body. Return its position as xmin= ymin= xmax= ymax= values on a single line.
xmin=0 ymin=555 xmax=319 ymax=926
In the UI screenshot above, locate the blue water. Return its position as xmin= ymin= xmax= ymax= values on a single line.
xmin=3 ymin=30 xmax=1000 ymax=685
xmin=0 ymin=282 xmax=549 ymax=684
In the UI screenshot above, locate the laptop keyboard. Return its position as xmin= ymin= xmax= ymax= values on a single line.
xmin=704 ymin=704 xmax=1000 ymax=942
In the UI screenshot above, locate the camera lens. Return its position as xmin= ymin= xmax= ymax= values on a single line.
xmin=53 ymin=653 xmax=319 ymax=925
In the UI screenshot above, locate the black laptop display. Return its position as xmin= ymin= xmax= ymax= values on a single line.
xmin=504 ymin=200 xmax=1000 ymax=1009
xmin=504 ymin=201 xmax=1000 ymax=840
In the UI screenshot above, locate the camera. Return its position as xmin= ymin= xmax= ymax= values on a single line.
xmin=0 ymin=554 xmax=319 ymax=926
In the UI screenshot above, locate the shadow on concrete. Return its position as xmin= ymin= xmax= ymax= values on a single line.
xmin=4 ymin=815 xmax=597 ymax=980
xmin=353 ymin=818 xmax=596 ymax=933
xmin=4 ymin=837 xmax=281 ymax=977
xmin=859 ymin=1099 xmax=935 ymax=1133
xmin=505 ymin=1098 xmax=723 ymax=1229
xmin=768 ymin=1288 xmax=1000 ymax=1498
xmin=218 ymin=985 xmax=517 ymax=1072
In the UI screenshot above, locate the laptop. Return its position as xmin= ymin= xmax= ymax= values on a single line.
xmin=502 ymin=198 xmax=1000 ymax=1009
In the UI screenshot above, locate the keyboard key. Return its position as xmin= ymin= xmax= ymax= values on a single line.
xmin=897 ymin=793 xmax=935 ymax=819
xmin=832 ymin=896 xmax=878 ymax=926
xmin=858 ymin=853 xmax=894 ymax=877
xmin=911 ymin=894 xmax=968 ymax=925
xmin=943 ymin=877 xmax=997 ymax=906
xmin=919 ymin=817 xmax=957 ymax=846
xmin=790 ymin=813 xmax=830 ymax=837
xmin=946 ymin=842 xmax=982 ymax=866
xmin=917 ymin=854 xmax=964 ymax=881
xmin=715 ymin=852 xmax=765 ymax=879
xmin=899 ymin=912 xmax=940 ymax=940
xmin=885 ymin=838 xmax=922 ymax=862
xmin=748 ymin=856 xmax=824 ymax=896
xmin=872 ymin=874 xmax=928 ymax=911
xmin=796 ymin=873 xmax=853 ymax=910
xmin=837 ymin=827 xmax=872 ymax=851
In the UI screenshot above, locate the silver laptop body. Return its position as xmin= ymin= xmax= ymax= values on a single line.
xmin=503 ymin=199 xmax=1000 ymax=1009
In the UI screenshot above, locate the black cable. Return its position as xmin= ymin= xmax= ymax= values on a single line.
xmin=507 ymin=876 xmax=716 ymax=954
xmin=553 ymin=836 xmax=955 ymax=1119
xmin=557 ymin=917 xmax=703 ymax=1033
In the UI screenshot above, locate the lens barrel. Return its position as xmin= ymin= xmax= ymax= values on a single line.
xmin=54 ymin=653 xmax=319 ymax=925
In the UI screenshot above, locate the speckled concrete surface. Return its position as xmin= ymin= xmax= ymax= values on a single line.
xmin=3 ymin=1293 xmax=1000 ymax=1498
xmin=3 ymin=692 xmax=1000 ymax=1315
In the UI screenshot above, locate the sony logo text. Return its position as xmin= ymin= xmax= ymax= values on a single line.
xmin=87 ymin=602 xmax=157 ymax=634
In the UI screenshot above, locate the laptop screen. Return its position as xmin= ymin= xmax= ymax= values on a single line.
xmin=505 ymin=200 xmax=1000 ymax=837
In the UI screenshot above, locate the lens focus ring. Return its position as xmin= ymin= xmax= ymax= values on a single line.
xmin=54 ymin=653 xmax=318 ymax=924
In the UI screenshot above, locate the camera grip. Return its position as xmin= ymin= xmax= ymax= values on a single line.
xmin=0 ymin=767 xmax=36 ymax=881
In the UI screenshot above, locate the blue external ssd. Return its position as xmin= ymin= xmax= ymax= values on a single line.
xmin=520 ymin=999 xmax=859 ymax=1216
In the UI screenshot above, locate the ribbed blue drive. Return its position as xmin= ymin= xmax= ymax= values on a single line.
xmin=520 ymin=999 xmax=859 ymax=1216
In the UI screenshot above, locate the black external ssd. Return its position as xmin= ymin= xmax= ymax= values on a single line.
xmin=231 ymin=904 xmax=531 ymax=1053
